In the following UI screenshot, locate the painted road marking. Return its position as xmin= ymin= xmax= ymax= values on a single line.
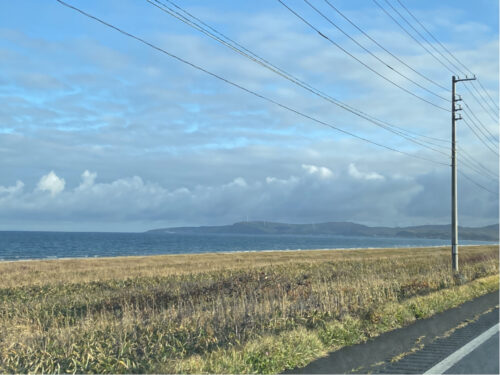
xmin=424 ymin=322 xmax=499 ymax=374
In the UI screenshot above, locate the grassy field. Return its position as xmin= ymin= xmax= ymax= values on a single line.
xmin=0 ymin=245 xmax=498 ymax=373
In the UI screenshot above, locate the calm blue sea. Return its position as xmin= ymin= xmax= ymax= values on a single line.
xmin=0 ymin=231 xmax=496 ymax=261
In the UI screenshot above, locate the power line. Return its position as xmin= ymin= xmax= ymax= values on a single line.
xmin=461 ymin=110 xmax=498 ymax=155
xmin=322 ymin=0 xmax=448 ymax=92
xmin=458 ymin=151 xmax=498 ymax=181
xmin=462 ymin=101 xmax=498 ymax=144
xmin=277 ymin=0 xmax=450 ymax=112
xmin=393 ymin=0 xmax=499 ymax=120
xmin=462 ymin=111 xmax=498 ymax=153
xmin=394 ymin=0 xmax=469 ymax=76
xmin=372 ymin=0 xmax=455 ymax=75
xmin=466 ymin=81 xmax=499 ymax=121
xmin=148 ymin=0 xmax=450 ymax=154
xmin=461 ymin=116 xmax=499 ymax=157
xmin=302 ymin=0 xmax=449 ymax=102
xmin=376 ymin=0 xmax=500 ymax=133
xmin=382 ymin=0 xmax=464 ymax=74
xmin=458 ymin=155 xmax=498 ymax=184
xmin=460 ymin=82 xmax=499 ymax=124
xmin=462 ymin=83 xmax=499 ymax=124
xmin=458 ymin=147 xmax=499 ymax=180
xmin=459 ymin=170 xmax=499 ymax=196
xmin=394 ymin=0 xmax=499 ymax=114
xmin=57 ymin=0 xmax=498 ymax=200
xmin=56 ymin=0 xmax=450 ymax=168
xmin=476 ymin=79 xmax=499 ymax=112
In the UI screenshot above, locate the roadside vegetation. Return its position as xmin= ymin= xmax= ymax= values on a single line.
xmin=0 ymin=245 xmax=498 ymax=373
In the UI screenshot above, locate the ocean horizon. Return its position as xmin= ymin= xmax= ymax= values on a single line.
xmin=0 ymin=230 xmax=496 ymax=262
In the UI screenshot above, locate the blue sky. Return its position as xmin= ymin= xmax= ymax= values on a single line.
xmin=0 ymin=0 xmax=498 ymax=231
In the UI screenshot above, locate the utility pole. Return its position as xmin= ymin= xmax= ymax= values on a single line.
xmin=451 ymin=75 xmax=476 ymax=273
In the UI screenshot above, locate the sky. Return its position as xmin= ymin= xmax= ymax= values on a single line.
xmin=0 ymin=0 xmax=498 ymax=232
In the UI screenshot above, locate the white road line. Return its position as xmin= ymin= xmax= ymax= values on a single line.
xmin=424 ymin=323 xmax=499 ymax=374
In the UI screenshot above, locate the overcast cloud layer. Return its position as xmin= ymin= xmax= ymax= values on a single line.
xmin=0 ymin=0 xmax=498 ymax=231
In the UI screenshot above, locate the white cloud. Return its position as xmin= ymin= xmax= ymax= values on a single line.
xmin=266 ymin=176 xmax=298 ymax=185
xmin=77 ymin=170 xmax=97 ymax=190
xmin=229 ymin=177 xmax=247 ymax=188
xmin=348 ymin=163 xmax=385 ymax=181
xmin=36 ymin=171 xmax=65 ymax=196
xmin=302 ymin=164 xmax=333 ymax=178
xmin=0 ymin=180 xmax=24 ymax=195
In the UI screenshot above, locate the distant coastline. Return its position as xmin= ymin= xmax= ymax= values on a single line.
xmin=1 ymin=229 xmax=497 ymax=262
xmin=147 ymin=221 xmax=500 ymax=241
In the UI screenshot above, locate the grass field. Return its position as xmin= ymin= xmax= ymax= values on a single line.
xmin=0 ymin=245 xmax=498 ymax=373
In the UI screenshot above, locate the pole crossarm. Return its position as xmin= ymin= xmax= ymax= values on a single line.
xmin=455 ymin=76 xmax=477 ymax=83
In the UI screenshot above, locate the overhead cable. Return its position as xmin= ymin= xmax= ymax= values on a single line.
xmin=458 ymin=157 xmax=498 ymax=184
xmin=476 ymin=79 xmax=499 ymax=112
xmin=392 ymin=0 xmax=499 ymax=120
xmin=462 ymin=101 xmax=498 ymax=145
xmin=459 ymin=170 xmax=499 ymax=196
xmin=462 ymin=83 xmax=499 ymax=124
xmin=302 ymin=0 xmax=449 ymax=102
xmin=57 ymin=0 xmax=499 ymax=198
xmin=461 ymin=117 xmax=499 ymax=157
xmin=382 ymin=0 xmax=464 ymax=74
xmin=394 ymin=0 xmax=468 ymax=76
xmin=465 ymin=81 xmax=499 ymax=121
xmin=458 ymin=152 xmax=498 ymax=181
xmin=277 ymin=0 xmax=450 ymax=112
xmin=56 ymin=0 xmax=450 ymax=167
xmin=322 ymin=0 xmax=448 ymax=92
xmin=148 ymin=0 xmax=450 ymax=154
xmin=458 ymin=147 xmax=499 ymax=180
xmin=372 ymin=0 xmax=456 ymax=75
xmin=458 ymin=156 xmax=497 ymax=184
xmin=395 ymin=0 xmax=499 ymax=113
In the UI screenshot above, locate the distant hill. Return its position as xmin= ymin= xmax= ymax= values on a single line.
xmin=147 ymin=221 xmax=499 ymax=241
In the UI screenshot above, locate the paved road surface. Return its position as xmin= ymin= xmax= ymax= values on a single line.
xmin=443 ymin=330 xmax=499 ymax=374
xmin=285 ymin=291 xmax=499 ymax=374
xmin=372 ymin=307 xmax=499 ymax=374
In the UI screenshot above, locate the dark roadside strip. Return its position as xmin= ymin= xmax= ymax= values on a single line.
xmin=372 ymin=306 xmax=498 ymax=374
xmin=285 ymin=291 xmax=499 ymax=374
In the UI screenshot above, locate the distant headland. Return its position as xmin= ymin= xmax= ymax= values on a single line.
xmin=147 ymin=221 xmax=499 ymax=241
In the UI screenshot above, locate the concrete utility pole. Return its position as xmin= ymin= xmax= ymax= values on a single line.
xmin=451 ymin=75 xmax=476 ymax=273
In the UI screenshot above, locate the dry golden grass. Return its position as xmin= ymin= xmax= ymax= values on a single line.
xmin=1 ymin=245 xmax=493 ymax=287
xmin=0 ymin=245 xmax=498 ymax=373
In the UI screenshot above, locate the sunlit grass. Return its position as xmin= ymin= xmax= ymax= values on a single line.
xmin=0 ymin=245 xmax=498 ymax=373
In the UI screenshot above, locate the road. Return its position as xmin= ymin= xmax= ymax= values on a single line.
xmin=377 ymin=309 xmax=499 ymax=374
xmin=285 ymin=291 xmax=499 ymax=374
xmin=441 ymin=328 xmax=499 ymax=374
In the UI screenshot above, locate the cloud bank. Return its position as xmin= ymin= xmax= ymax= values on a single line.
xmin=0 ymin=166 xmax=496 ymax=232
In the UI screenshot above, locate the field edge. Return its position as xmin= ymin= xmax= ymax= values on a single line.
xmin=170 ymin=274 xmax=499 ymax=374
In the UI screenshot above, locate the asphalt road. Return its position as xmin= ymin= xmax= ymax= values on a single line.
xmin=443 ymin=330 xmax=499 ymax=374
xmin=375 ymin=307 xmax=499 ymax=374
xmin=285 ymin=291 xmax=499 ymax=374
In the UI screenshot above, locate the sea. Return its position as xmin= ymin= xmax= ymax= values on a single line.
xmin=0 ymin=231 xmax=496 ymax=262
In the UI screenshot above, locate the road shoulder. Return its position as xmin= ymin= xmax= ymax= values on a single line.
xmin=286 ymin=291 xmax=499 ymax=374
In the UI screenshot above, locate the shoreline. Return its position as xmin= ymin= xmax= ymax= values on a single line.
xmin=0 ymin=243 xmax=497 ymax=264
